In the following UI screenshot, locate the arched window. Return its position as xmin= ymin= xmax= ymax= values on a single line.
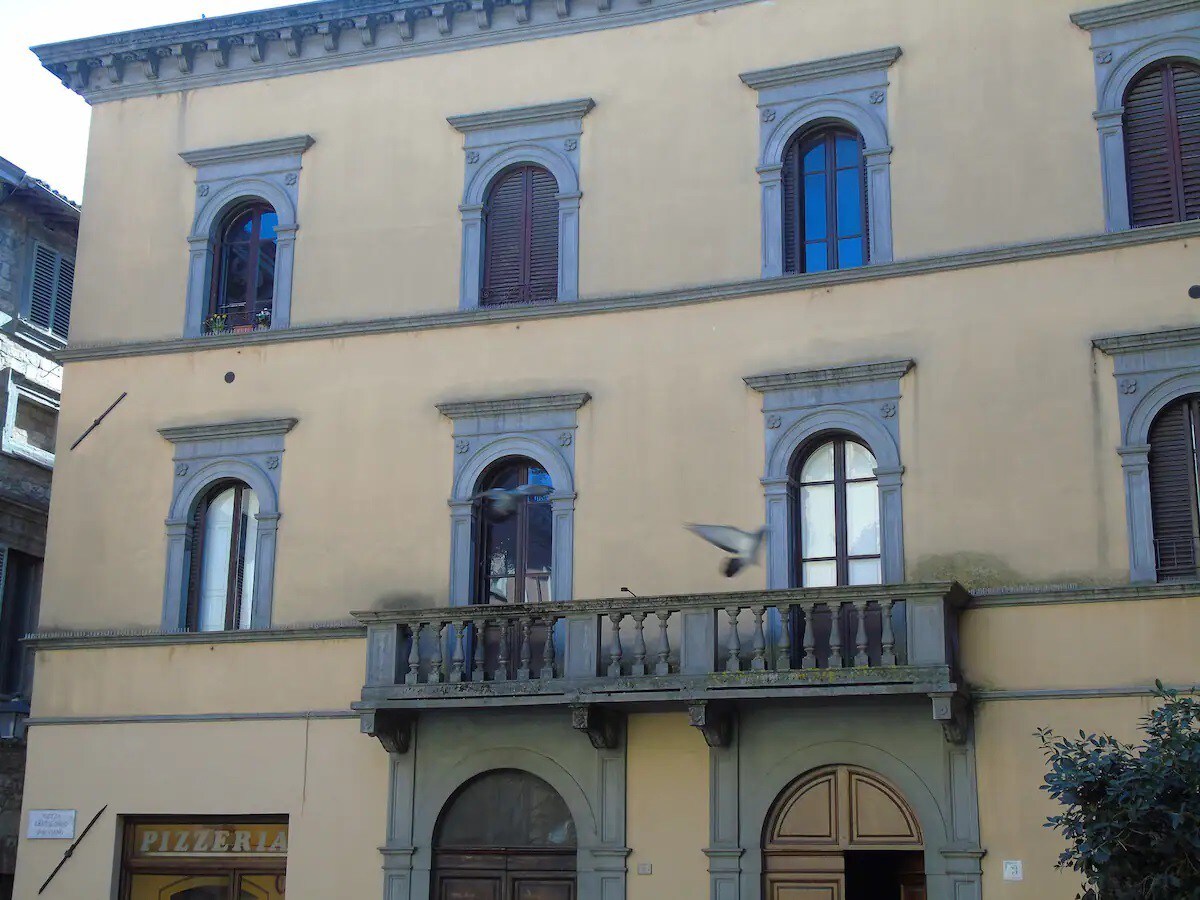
xmin=481 ymin=165 xmax=559 ymax=307
xmin=186 ymin=480 xmax=259 ymax=631
xmin=208 ymin=200 xmax=279 ymax=332
xmin=474 ymin=457 xmax=554 ymax=605
xmin=782 ymin=126 xmax=868 ymax=274
xmin=794 ymin=436 xmax=880 ymax=587
xmin=1123 ymin=59 xmax=1200 ymax=228
xmin=1148 ymin=396 xmax=1200 ymax=580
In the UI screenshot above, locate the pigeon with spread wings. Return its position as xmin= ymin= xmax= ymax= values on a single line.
xmin=472 ymin=483 xmax=554 ymax=522
xmin=685 ymin=524 xmax=766 ymax=577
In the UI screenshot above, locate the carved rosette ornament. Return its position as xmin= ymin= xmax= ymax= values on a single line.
xmin=766 ymin=414 xmax=783 ymax=429
xmin=880 ymin=401 xmax=897 ymax=418
xmin=1119 ymin=379 xmax=1138 ymax=395
xmin=455 ymin=438 xmax=470 ymax=454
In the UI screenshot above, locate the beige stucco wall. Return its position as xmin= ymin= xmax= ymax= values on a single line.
xmin=72 ymin=0 xmax=1103 ymax=345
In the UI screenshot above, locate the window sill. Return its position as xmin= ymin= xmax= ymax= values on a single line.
xmin=2 ymin=318 xmax=66 ymax=356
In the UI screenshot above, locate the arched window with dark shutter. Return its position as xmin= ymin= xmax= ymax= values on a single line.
xmin=1123 ymin=59 xmax=1200 ymax=228
xmin=481 ymin=165 xmax=559 ymax=307
xmin=473 ymin=457 xmax=554 ymax=604
xmin=1148 ymin=397 xmax=1200 ymax=580
xmin=186 ymin=479 xmax=259 ymax=631
xmin=781 ymin=125 xmax=868 ymax=275
xmin=208 ymin=200 xmax=278 ymax=332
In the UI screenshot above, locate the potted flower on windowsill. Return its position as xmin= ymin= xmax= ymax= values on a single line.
xmin=203 ymin=313 xmax=229 ymax=335
xmin=254 ymin=308 xmax=272 ymax=331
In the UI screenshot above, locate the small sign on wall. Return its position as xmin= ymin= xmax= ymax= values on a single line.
xmin=27 ymin=810 xmax=76 ymax=840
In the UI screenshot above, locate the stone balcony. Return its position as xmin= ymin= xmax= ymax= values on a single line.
xmin=353 ymin=582 xmax=969 ymax=750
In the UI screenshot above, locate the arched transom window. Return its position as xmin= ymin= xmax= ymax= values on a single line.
xmin=782 ymin=125 xmax=868 ymax=274
xmin=795 ymin=436 xmax=881 ymax=587
xmin=1123 ymin=59 xmax=1200 ymax=228
xmin=482 ymin=164 xmax=559 ymax=307
xmin=208 ymin=200 xmax=278 ymax=332
xmin=187 ymin=480 xmax=259 ymax=631
xmin=474 ymin=457 xmax=554 ymax=605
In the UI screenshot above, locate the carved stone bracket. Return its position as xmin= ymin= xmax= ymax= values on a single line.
xmin=930 ymin=691 xmax=970 ymax=745
xmin=361 ymin=709 xmax=416 ymax=754
xmin=688 ymin=700 xmax=735 ymax=748
xmin=570 ymin=703 xmax=622 ymax=749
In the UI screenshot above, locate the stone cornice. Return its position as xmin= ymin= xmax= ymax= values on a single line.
xmin=1070 ymin=0 xmax=1200 ymax=29
xmin=32 ymin=0 xmax=761 ymax=104
xmin=25 ymin=621 xmax=364 ymax=650
xmin=744 ymin=359 xmax=914 ymax=393
xmin=436 ymin=392 xmax=591 ymax=419
xmin=967 ymin=580 xmax=1200 ymax=607
xmin=1093 ymin=324 xmax=1200 ymax=354
xmin=448 ymin=98 xmax=595 ymax=133
xmin=740 ymin=46 xmax=902 ymax=91
xmin=54 ymin=218 xmax=1200 ymax=364
xmin=180 ymin=135 xmax=316 ymax=168
xmin=158 ymin=417 xmax=299 ymax=443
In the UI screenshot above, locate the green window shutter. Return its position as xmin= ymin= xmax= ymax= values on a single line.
xmin=26 ymin=242 xmax=75 ymax=339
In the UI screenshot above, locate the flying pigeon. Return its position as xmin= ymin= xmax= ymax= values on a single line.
xmin=685 ymin=524 xmax=766 ymax=577
xmin=472 ymin=483 xmax=554 ymax=522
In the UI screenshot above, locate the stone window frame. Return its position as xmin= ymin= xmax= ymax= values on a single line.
xmin=179 ymin=135 xmax=314 ymax=337
xmin=1071 ymin=0 xmax=1200 ymax=232
xmin=0 ymin=369 xmax=58 ymax=470
xmin=158 ymin=417 xmax=297 ymax=631
xmin=1094 ymin=325 xmax=1200 ymax=583
xmin=745 ymin=359 xmax=912 ymax=589
xmin=449 ymin=99 xmax=594 ymax=310
xmin=437 ymin=393 xmax=589 ymax=606
xmin=741 ymin=47 xmax=901 ymax=278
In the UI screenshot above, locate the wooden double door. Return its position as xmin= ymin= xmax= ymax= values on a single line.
xmin=434 ymin=851 xmax=574 ymax=900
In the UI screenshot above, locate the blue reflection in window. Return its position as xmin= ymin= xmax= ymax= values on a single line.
xmin=835 ymin=169 xmax=862 ymax=237
xmin=804 ymin=174 xmax=827 ymax=240
xmin=805 ymin=242 xmax=829 ymax=273
xmin=837 ymin=238 xmax=864 ymax=269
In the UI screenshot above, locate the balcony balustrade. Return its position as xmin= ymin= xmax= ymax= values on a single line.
xmin=354 ymin=583 xmax=969 ymax=750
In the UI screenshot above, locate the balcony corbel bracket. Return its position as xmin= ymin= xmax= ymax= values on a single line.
xmin=688 ymin=700 xmax=734 ymax=748
xmin=361 ymin=709 xmax=415 ymax=754
xmin=931 ymin=691 xmax=969 ymax=745
xmin=570 ymin=703 xmax=621 ymax=750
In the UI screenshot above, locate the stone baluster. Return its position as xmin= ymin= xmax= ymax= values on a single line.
xmin=853 ymin=600 xmax=870 ymax=667
xmin=405 ymin=622 xmax=422 ymax=685
xmin=725 ymin=607 xmax=742 ymax=672
xmin=450 ymin=621 xmax=467 ymax=683
xmin=631 ymin=612 xmax=648 ymax=676
xmin=428 ymin=622 xmax=444 ymax=683
xmin=655 ymin=610 xmax=671 ymax=675
xmin=800 ymin=602 xmax=817 ymax=669
xmin=881 ymin=599 xmax=897 ymax=666
xmin=472 ymin=618 xmax=487 ymax=682
xmin=540 ymin=615 xmax=556 ymax=679
xmin=495 ymin=618 xmax=509 ymax=681
xmin=608 ymin=612 xmax=624 ymax=677
xmin=775 ymin=604 xmax=792 ymax=671
xmin=750 ymin=605 xmax=767 ymax=671
xmin=517 ymin=615 xmax=533 ymax=680
xmin=828 ymin=603 xmax=843 ymax=668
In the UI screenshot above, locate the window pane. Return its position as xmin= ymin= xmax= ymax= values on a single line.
xmin=802 ymin=140 xmax=826 ymax=174
xmin=197 ymin=487 xmax=236 ymax=632
xmin=240 ymin=873 xmax=286 ymax=899
xmin=259 ymin=211 xmax=279 ymax=242
xmin=239 ymin=489 xmax=260 ymax=630
xmin=526 ymin=500 xmax=554 ymax=604
xmin=801 ymin=484 xmax=836 ymax=558
xmin=846 ymin=480 xmax=880 ymax=556
xmin=220 ymin=244 xmax=251 ymax=313
xmin=804 ymin=242 xmax=828 ymax=273
xmin=803 ymin=560 xmax=837 ymax=587
xmin=835 ymin=168 xmax=863 ymax=237
xmin=837 ymin=238 xmax=864 ymax=269
xmin=803 ymin=174 xmax=827 ymax=239
xmin=848 ymin=557 xmax=882 ymax=586
xmin=835 ymin=134 xmax=860 ymax=168
xmin=800 ymin=442 xmax=836 ymax=483
xmin=438 ymin=770 xmax=577 ymax=848
xmin=844 ymin=442 xmax=878 ymax=479
xmin=129 ymin=874 xmax=232 ymax=899
xmin=255 ymin=240 xmax=277 ymax=305
xmin=224 ymin=210 xmax=255 ymax=242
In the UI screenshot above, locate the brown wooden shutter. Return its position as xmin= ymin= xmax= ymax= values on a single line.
xmin=482 ymin=165 xmax=559 ymax=306
xmin=1148 ymin=398 xmax=1200 ymax=579
xmin=1124 ymin=61 xmax=1200 ymax=227
xmin=781 ymin=138 xmax=802 ymax=275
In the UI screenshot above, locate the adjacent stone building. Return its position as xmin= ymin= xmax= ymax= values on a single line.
xmin=0 ymin=156 xmax=77 ymax=898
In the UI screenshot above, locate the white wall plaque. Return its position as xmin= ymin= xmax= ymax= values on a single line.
xmin=1002 ymin=860 xmax=1024 ymax=881
xmin=28 ymin=809 xmax=76 ymax=840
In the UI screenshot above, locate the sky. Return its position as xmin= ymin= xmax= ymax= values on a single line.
xmin=0 ymin=0 xmax=279 ymax=203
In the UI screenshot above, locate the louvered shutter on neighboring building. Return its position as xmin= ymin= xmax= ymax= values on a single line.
xmin=27 ymin=242 xmax=75 ymax=339
xmin=482 ymin=165 xmax=559 ymax=306
xmin=1148 ymin=398 xmax=1200 ymax=579
xmin=1124 ymin=60 xmax=1200 ymax=228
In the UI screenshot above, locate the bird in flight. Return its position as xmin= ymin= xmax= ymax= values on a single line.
xmin=685 ymin=524 xmax=766 ymax=577
xmin=472 ymin=483 xmax=554 ymax=522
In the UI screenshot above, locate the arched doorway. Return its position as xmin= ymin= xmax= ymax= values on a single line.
xmin=434 ymin=769 xmax=577 ymax=899
xmin=764 ymin=766 xmax=926 ymax=900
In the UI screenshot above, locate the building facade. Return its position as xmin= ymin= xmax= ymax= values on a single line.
xmin=19 ymin=0 xmax=1200 ymax=898
xmin=0 ymin=156 xmax=77 ymax=898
